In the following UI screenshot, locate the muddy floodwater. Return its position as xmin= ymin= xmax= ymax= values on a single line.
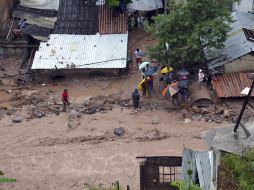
xmin=0 ymin=73 xmax=220 ymax=190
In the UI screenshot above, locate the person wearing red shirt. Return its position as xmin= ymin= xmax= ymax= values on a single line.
xmin=62 ymin=89 xmax=70 ymax=111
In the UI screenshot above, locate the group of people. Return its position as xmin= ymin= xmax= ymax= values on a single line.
xmin=141 ymin=76 xmax=154 ymax=96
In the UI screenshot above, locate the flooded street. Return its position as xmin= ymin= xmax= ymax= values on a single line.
xmin=0 ymin=72 xmax=220 ymax=190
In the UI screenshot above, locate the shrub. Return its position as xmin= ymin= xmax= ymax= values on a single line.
xmin=221 ymin=149 xmax=254 ymax=190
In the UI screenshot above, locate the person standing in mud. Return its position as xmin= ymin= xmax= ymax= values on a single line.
xmin=132 ymin=89 xmax=140 ymax=110
xmin=142 ymin=79 xmax=147 ymax=96
xmin=147 ymin=75 xmax=153 ymax=96
xmin=62 ymin=89 xmax=70 ymax=111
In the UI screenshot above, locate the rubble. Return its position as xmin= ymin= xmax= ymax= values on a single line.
xmin=36 ymin=111 xmax=45 ymax=118
xmin=184 ymin=118 xmax=191 ymax=124
xmin=187 ymin=103 xmax=251 ymax=124
xmin=12 ymin=116 xmax=23 ymax=123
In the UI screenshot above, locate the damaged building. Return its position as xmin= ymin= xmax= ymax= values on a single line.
xmin=0 ymin=0 xmax=129 ymax=82
xmin=207 ymin=11 xmax=254 ymax=98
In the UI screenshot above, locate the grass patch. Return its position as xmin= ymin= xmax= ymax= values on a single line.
xmin=221 ymin=149 xmax=254 ymax=190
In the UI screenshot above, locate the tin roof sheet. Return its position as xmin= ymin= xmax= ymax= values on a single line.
xmin=20 ymin=0 xmax=59 ymax=10
xmin=53 ymin=0 xmax=98 ymax=35
xmin=207 ymin=12 xmax=254 ymax=70
xmin=212 ymin=72 xmax=253 ymax=98
xmin=31 ymin=33 xmax=128 ymax=69
xmin=99 ymin=5 xmax=128 ymax=35
xmin=233 ymin=0 xmax=253 ymax=13
xmin=182 ymin=148 xmax=212 ymax=190
xmin=128 ymin=0 xmax=163 ymax=11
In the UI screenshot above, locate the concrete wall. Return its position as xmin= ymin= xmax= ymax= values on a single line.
xmin=225 ymin=53 xmax=254 ymax=73
xmin=0 ymin=0 xmax=17 ymax=37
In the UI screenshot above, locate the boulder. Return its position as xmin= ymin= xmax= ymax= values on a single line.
xmin=12 ymin=116 xmax=23 ymax=123
xmin=223 ymin=109 xmax=231 ymax=118
xmin=184 ymin=118 xmax=191 ymax=124
xmin=114 ymin=127 xmax=125 ymax=136
xmin=36 ymin=111 xmax=45 ymax=118
xmin=191 ymin=106 xmax=202 ymax=113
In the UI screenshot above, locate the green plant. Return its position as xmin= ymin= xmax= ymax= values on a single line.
xmin=221 ymin=149 xmax=254 ymax=190
xmin=171 ymin=181 xmax=202 ymax=190
xmin=0 ymin=170 xmax=17 ymax=183
xmin=106 ymin=0 xmax=132 ymax=8
xmin=145 ymin=0 xmax=239 ymax=68
xmin=171 ymin=166 xmax=202 ymax=190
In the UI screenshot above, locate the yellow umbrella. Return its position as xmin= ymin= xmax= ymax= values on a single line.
xmin=137 ymin=79 xmax=146 ymax=91
xmin=160 ymin=67 xmax=174 ymax=74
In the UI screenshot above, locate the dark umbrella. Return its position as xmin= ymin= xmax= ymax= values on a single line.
xmin=145 ymin=67 xmax=158 ymax=76
xmin=177 ymin=70 xmax=190 ymax=76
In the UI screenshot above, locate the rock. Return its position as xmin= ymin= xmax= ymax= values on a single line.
xmin=36 ymin=111 xmax=45 ymax=118
xmin=191 ymin=106 xmax=202 ymax=114
xmin=181 ymin=109 xmax=191 ymax=118
xmin=184 ymin=118 xmax=191 ymax=124
xmin=12 ymin=116 xmax=23 ymax=123
xmin=0 ymin=106 xmax=7 ymax=110
xmin=114 ymin=127 xmax=125 ymax=136
xmin=201 ymin=108 xmax=210 ymax=114
xmin=223 ymin=109 xmax=230 ymax=118
xmin=215 ymin=107 xmax=224 ymax=115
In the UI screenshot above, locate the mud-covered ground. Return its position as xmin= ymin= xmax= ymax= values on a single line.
xmin=0 ymin=70 xmax=222 ymax=190
xmin=0 ymin=30 xmax=237 ymax=190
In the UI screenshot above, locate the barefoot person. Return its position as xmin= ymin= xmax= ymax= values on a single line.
xmin=62 ymin=89 xmax=70 ymax=111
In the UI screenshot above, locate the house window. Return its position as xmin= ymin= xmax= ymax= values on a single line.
xmin=242 ymin=28 xmax=254 ymax=42
xmin=159 ymin=166 xmax=182 ymax=183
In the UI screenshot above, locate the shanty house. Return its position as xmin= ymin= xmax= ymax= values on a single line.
xmin=207 ymin=12 xmax=254 ymax=74
xmin=11 ymin=0 xmax=129 ymax=75
xmin=206 ymin=11 xmax=254 ymax=98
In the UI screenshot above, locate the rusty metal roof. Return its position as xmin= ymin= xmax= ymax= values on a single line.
xmin=212 ymin=72 xmax=253 ymax=98
xmin=98 ymin=5 xmax=127 ymax=35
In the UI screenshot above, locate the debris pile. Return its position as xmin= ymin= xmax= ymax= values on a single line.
xmin=187 ymin=104 xmax=253 ymax=123
xmin=134 ymin=129 xmax=171 ymax=142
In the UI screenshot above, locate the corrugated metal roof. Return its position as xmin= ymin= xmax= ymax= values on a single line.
xmin=31 ymin=33 xmax=128 ymax=69
xmin=236 ymin=11 xmax=254 ymax=30
xmin=182 ymin=148 xmax=197 ymax=182
xmin=212 ymin=72 xmax=253 ymax=98
xmin=207 ymin=12 xmax=254 ymax=70
xmin=99 ymin=5 xmax=128 ymax=35
xmin=13 ymin=6 xmax=57 ymax=18
xmin=21 ymin=25 xmax=52 ymax=37
xmin=53 ymin=0 xmax=98 ymax=35
xmin=195 ymin=152 xmax=211 ymax=190
xmin=182 ymin=148 xmax=212 ymax=190
xmin=20 ymin=0 xmax=59 ymax=10
xmin=128 ymin=0 xmax=163 ymax=11
xmin=233 ymin=0 xmax=253 ymax=13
